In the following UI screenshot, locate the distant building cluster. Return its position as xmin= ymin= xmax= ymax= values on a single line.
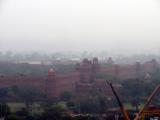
xmin=0 ymin=57 xmax=159 ymax=99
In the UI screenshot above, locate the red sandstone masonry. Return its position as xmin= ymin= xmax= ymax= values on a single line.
xmin=0 ymin=58 xmax=159 ymax=99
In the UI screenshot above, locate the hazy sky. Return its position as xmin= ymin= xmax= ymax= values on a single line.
xmin=0 ymin=0 xmax=160 ymax=54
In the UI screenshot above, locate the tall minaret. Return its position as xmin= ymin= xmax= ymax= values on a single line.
xmin=92 ymin=57 xmax=100 ymax=81
xmin=46 ymin=68 xmax=56 ymax=99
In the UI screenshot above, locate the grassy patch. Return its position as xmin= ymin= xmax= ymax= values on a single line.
xmin=7 ymin=102 xmax=25 ymax=112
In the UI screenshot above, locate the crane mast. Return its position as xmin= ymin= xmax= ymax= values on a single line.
xmin=106 ymin=81 xmax=130 ymax=120
xmin=106 ymin=80 xmax=160 ymax=120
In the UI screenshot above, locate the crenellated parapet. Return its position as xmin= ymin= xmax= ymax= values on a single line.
xmin=0 ymin=57 xmax=159 ymax=100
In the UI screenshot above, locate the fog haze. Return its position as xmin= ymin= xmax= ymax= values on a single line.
xmin=0 ymin=0 xmax=160 ymax=54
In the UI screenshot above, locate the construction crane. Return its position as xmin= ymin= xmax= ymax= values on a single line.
xmin=106 ymin=81 xmax=130 ymax=120
xmin=134 ymin=85 xmax=160 ymax=120
xmin=106 ymin=80 xmax=160 ymax=120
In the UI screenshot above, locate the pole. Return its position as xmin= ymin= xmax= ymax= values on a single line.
xmin=106 ymin=81 xmax=130 ymax=120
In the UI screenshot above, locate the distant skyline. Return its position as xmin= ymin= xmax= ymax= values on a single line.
xmin=0 ymin=0 xmax=160 ymax=55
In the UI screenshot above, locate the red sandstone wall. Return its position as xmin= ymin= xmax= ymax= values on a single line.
xmin=0 ymin=76 xmax=46 ymax=91
xmin=100 ymin=60 xmax=159 ymax=80
xmin=0 ymin=72 xmax=81 ymax=98
xmin=53 ymin=72 xmax=80 ymax=97
xmin=0 ymin=59 xmax=158 ymax=100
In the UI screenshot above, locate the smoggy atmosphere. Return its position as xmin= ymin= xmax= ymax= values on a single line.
xmin=1 ymin=1 xmax=160 ymax=120
xmin=0 ymin=0 xmax=160 ymax=54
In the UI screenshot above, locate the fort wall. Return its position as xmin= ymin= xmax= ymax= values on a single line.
xmin=0 ymin=58 xmax=159 ymax=99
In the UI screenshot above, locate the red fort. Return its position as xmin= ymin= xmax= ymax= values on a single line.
xmin=0 ymin=57 xmax=159 ymax=99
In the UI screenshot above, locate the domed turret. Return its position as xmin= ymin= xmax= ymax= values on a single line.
xmin=107 ymin=57 xmax=114 ymax=65
xmin=48 ymin=68 xmax=56 ymax=76
xmin=93 ymin=57 xmax=99 ymax=64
